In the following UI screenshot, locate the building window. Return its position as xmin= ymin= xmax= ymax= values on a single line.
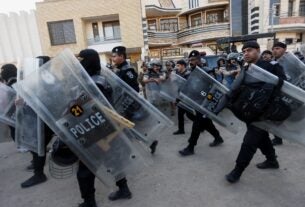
xmin=190 ymin=13 xmax=202 ymax=27
xmin=162 ymin=48 xmax=180 ymax=57
xmin=285 ymin=38 xmax=293 ymax=45
xmin=189 ymin=0 xmax=199 ymax=9
xmin=48 ymin=20 xmax=76 ymax=46
xmin=300 ymin=0 xmax=305 ymax=16
xmin=273 ymin=3 xmax=280 ymax=17
xmin=160 ymin=18 xmax=178 ymax=32
xmin=150 ymin=50 xmax=161 ymax=58
xmin=148 ymin=19 xmax=157 ymax=31
xmin=206 ymin=10 xmax=224 ymax=24
xmin=103 ymin=21 xmax=121 ymax=40
xmin=288 ymin=0 xmax=294 ymax=16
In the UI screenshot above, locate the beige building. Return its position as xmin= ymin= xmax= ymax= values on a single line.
xmin=248 ymin=0 xmax=305 ymax=51
xmin=145 ymin=0 xmax=230 ymax=60
xmin=36 ymin=0 xmax=145 ymax=64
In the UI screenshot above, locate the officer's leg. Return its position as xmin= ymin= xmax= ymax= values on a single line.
xmin=203 ymin=118 xmax=224 ymax=147
xmin=173 ymin=107 xmax=186 ymax=135
xmin=21 ymin=129 xmax=53 ymax=188
xmin=256 ymin=134 xmax=279 ymax=169
xmin=77 ymin=161 xmax=97 ymax=206
xmin=21 ymin=151 xmax=47 ymax=188
xmin=108 ymin=177 xmax=132 ymax=201
xmin=226 ymin=125 xmax=262 ymax=183
xmin=179 ymin=113 xmax=201 ymax=156
xmin=9 ymin=126 xmax=15 ymax=141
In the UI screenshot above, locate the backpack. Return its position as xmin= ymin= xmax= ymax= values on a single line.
xmin=228 ymin=82 xmax=275 ymax=123
xmin=228 ymin=78 xmax=291 ymax=123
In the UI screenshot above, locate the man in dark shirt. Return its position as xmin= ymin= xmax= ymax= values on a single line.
xmin=226 ymin=41 xmax=286 ymax=183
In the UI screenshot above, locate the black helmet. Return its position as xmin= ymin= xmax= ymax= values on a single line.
xmin=51 ymin=138 xmax=78 ymax=167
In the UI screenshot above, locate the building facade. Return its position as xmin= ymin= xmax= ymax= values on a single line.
xmin=36 ymin=0 xmax=145 ymax=65
xmin=144 ymin=0 xmax=230 ymax=60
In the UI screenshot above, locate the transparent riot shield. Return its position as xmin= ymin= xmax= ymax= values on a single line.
xmin=145 ymin=81 xmax=172 ymax=117
xmin=277 ymin=52 xmax=305 ymax=88
xmin=246 ymin=64 xmax=305 ymax=146
xmin=15 ymin=58 xmax=46 ymax=156
xmin=0 ymin=82 xmax=16 ymax=127
xmin=100 ymin=67 xmax=173 ymax=147
xmin=0 ymin=123 xmax=10 ymax=143
xmin=159 ymin=73 xmax=186 ymax=102
xmin=159 ymin=73 xmax=196 ymax=115
xmin=13 ymin=49 xmax=144 ymax=187
xmin=178 ymin=67 xmax=240 ymax=134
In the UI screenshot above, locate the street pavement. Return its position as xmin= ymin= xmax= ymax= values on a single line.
xmin=1 ymin=118 xmax=305 ymax=207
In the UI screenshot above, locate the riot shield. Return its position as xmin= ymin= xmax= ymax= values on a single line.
xmin=0 ymin=123 xmax=10 ymax=143
xmin=15 ymin=58 xmax=45 ymax=156
xmin=178 ymin=67 xmax=240 ymax=134
xmin=0 ymin=82 xmax=16 ymax=127
xmin=246 ymin=64 xmax=305 ymax=145
xmin=277 ymin=52 xmax=305 ymax=88
xmin=159 ymin=73 xmax=186 ymax=102
xmin=13 ymin=49 xmax=143 ymax=186
xmin=100 ymin=66 xmax=173 ymax=146
xmin=159 ymin=73 xmax=196 ymax=115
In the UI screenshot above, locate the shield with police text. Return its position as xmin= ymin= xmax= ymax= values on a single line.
xmin=245 ymin=64 xmax=305 ymax=146
xmin=13 ymin=49 xmax=144 ymax=186
xmin=15 ymin=58 xmax=46 ymax=156
xmin=178 ymin=67 xmax=240 ymax=134
xmin=0 ymin=82 xmax=16 ymax=127
xmin=100 ymin=66 xmax=173 ymax=147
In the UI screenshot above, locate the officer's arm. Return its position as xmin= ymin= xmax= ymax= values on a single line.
xmin=274 ymin=64 xmax=287 ymax=81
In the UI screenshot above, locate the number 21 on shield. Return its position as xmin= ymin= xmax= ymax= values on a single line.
xmin=70 ymin=105 xmax=84 ymax=117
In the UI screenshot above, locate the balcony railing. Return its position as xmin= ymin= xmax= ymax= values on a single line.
xmin=179 ymin=20 xmax=229 ymax=31
xmin=87 ymin=35 xmax=121 ymax=46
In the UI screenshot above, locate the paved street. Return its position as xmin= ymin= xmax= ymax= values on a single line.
xmin=1 ymin=118 xmax=305 ymax=207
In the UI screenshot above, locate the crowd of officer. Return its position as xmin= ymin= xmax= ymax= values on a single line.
xmin=0 ymin=40 xmax=303 ymax=207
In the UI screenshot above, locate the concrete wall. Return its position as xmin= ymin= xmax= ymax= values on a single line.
xmin=0 ymin=11 xmax=42 ymax=65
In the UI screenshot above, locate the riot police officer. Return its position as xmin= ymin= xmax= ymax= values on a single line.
xmin=20 ymin=56 xmax=55 ymax=189
xmin=179 ymin=50 xmax=224 ymax=156
xmin=172 ymin=59 xmax=194 ymax=135
xmin=111 ymin=46 xmax=139 ymax=92
xmin=76 ymin=49 xmax=132 ymax=207
xmin=0 ymin=64 xmax=17 ymax=141
xmin=225 ymin=41 xmax=286 ymax=183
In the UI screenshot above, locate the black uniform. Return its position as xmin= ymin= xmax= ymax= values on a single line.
xmin=115 ymin=61 xmax=139 ymax=92
xmin=226 ymin=59 xmax=286 ymax=183
xmin=179 ymin=65 xmax=223 ymax=156
xmin=175 ymin=69 xmax=195 ymax=133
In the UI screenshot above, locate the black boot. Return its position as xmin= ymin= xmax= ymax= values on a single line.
xmin=173 ymin=130 xmax=185 ymax=135
xmin=21 ymin=173 xmax=47 ymax=188
xmin=225 ymin=167 xmax=243 ymax=183
xmin=149 ymin=140 xmax=158 ymax=154
xmin=272 ymin=137 xmax=283 ymax=146
xmin=209 ymin=136 xmax=224 ymax=147
xmin=179 ymin=145 xmax=194 ymax=156
xmin=108 ymin=187 xmax=132 ymax=201
xmin=79 ymin=198 xmax=97 ymax=207
xmin=256 ymin=159 xmax=279 ymax=169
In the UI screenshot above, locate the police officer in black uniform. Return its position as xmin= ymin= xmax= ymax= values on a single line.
xmin=76 ymin=49 xmax=132 ymax=207
xmin=173 ymin=59 xmax=194 ymax=135
xmin=0 ymin=64 xmax=17 ymax=141
xmin=271 ymin=42 xmax=288 ymax=146
xmin=20 ymin=56 xmax=55 ymax=188
xmin=179 ymin=50 xmax=224 ymax=156
xmin=225 ymin=41 xmax=286 ymax=183
xmin=111 ymin=46 xmax=139 ymax=92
